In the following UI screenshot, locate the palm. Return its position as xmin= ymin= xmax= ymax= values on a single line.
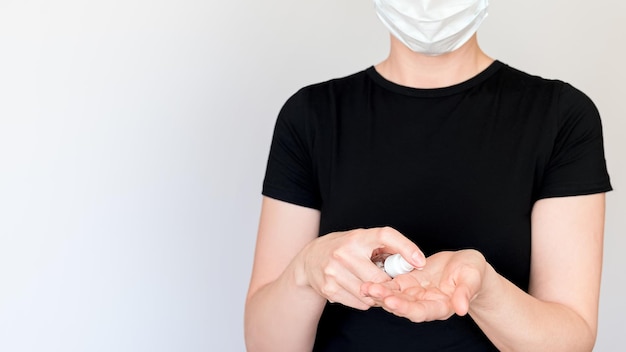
xmin=362 ymin=250 xmax=486 ymax=322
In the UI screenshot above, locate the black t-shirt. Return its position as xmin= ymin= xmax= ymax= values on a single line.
xmin=262 ymin=61 xmax=612 ymax=351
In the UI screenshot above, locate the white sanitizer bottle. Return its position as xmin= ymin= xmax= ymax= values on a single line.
xmin=372 ymin=253 xmax=414 ymax=278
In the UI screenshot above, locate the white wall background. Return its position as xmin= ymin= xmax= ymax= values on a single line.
xmin=0 ymin=1 xmax=623 ymax=351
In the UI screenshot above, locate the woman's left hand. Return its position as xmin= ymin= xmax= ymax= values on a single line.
xmin=361 ymin=249 xmax=488 ymax=322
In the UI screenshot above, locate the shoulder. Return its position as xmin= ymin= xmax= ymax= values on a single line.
xmin=276 ymin=68 xmax=370 ymax=126
xmin=496 ymin=63 xmax=594 ymax=101
xmin=286 ymin=69 xmax=370 ymax=105
xmin=493 ymin=63 xmax=565 ymax=93
xmin=494 ymin=63 xmax=599 ymax=121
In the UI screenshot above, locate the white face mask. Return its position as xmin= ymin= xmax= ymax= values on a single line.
xmin=373 ymin=0 xmax=489 ymax=56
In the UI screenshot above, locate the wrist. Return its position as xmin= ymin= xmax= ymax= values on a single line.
xmin=287 ymin=246 xmax=329 ymax=310
xmin=290 ymin=243 xmax=313 ymax=289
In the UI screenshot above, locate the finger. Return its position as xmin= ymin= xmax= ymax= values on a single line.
xmin=321 ymin=263 xmax=377 ymax=309
xmin=361 ymin=270 xmax=428 ymax=300
xmin=360 ymin=281 xmax=398 ymax=299
xmin=365 ymin=227 xmax=426 ymax=268
xmin=332 ymin=245 xmax=392 ymax=284
xmin=321 ymin=278 xmax=373 ymax=310
xmin=446 ymin=264 xmax=483 ymax=316
xmin=359 ymin=282 xmax=386 ymax=306
xmin=334 ymin=227 xmax=423 ymax=286
xmin=395 ymin=269 xmax=433 ymax=291
xmin=381 ymin=293 xmax=453 ymax=322
xmin=451 ymin=285 xmax=472 ymax=316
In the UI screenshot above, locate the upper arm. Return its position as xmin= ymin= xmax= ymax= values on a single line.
xmin=247 ymin=196 xmax=321 ymax=299
xmin=529 ymin=193 xmax=606 ymax=334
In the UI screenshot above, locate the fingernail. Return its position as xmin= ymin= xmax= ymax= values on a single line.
xmin=412 ymin=252 xmax=426 ymax=267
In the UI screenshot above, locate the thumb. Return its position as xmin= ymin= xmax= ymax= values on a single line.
xmin=449 ymin=263 xmax=483 ymax=316
xmin=451 ymin=285 xmax=472 ymax=316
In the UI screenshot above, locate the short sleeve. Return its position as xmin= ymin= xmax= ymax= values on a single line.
xmin=537 ymin=83 xmax=612 ymax=199
xmin=262 ymin=89 xmax=322 ymax=209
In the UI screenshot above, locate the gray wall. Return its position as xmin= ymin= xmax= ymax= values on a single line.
xmin=0 ymin=1 xmax=623 ymax=351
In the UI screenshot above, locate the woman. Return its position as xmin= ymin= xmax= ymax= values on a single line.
xmin=245 ymin=0 xmax=612 ymax=350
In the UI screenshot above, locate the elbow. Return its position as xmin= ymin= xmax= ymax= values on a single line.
xmin=578 ymin=321 xmax=598 ymax=352
xmin=243 ymin=294 xmax=274 ymax=352
xmin=556 ymin=312 xmax=598 ymax=352
xmin=569 ymin=305 xmax=598 ymax=352
xmin=244 ymin=311 xmax=261 ymax=352
xmin=244 ymin=298 xmax=260 ymax=352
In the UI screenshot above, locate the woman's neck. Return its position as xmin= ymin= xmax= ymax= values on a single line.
xmin=375 ymin=34 xmax=494 ymax=89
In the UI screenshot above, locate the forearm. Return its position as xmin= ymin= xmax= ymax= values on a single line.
xmin=244 ymin=260 xmax=327 ymax=352
xmin=469 ymin=265 xmax=596 ymax=352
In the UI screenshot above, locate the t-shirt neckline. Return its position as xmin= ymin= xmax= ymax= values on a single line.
xmin=366 ymin=60 xmax=504 ymax=98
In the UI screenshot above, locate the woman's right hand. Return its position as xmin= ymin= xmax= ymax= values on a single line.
xmin=294 ymin=227 xmax=425 ymax=310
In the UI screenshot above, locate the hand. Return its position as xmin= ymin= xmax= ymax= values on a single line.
xmin=361 ymin=249 xmax=487 ymax=322
xmin=297 ymin=227 xmax=425 ymax=311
